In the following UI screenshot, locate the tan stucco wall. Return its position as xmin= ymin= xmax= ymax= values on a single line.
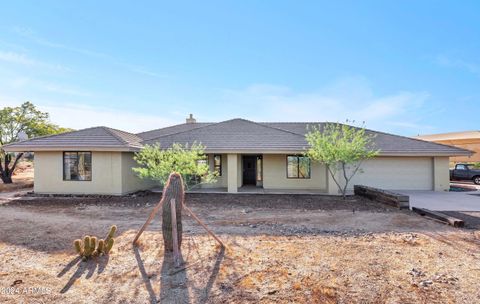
xmin=121 ymin=152 xmax=157 ymax=194
xmin=34 ymin=151 xmax=155 ymax=195
xmin=34 ymin=151 xmax=123 ymax=195
xmin=201 ymin=154 xmax=228 ymax=188
xmin=433 ymin=156 xmax=450 ymax=191
xmin=262 ymin=154 xmax=327 ymax=190
xmin=33 ymin=152 xmax=450 ymax=195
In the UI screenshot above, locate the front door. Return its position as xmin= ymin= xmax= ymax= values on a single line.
xmin=242 ymin=155 xmax=257 ymax=185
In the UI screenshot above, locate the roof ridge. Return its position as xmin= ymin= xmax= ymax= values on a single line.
xmin=136 ymin=122 xmax=214 ymax=136
xmin=106 ymin=126 xmax=142 ymax=141
xmin=103 ymin=127 xmax=140 ymax=147
xmin=261 ymin=121 xmax=326 ymax=124
xmin=140 ymin=121 xmax=220 ymax=143
xmin=230 ymin=118 xmax=307 ymax=137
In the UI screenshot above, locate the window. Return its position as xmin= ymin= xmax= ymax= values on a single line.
xmin=457 ymin=164 xmax=471 ymax=170
xmin=287 ymin=155 xmax=311 ymax=179
xmin=256 ymin=155 xmax=263 ymax=181
xmin=63 ymin=152 xmax=92 ymax=181
xmin=213 ymin=154 xmax=222 ymax=176
xmin=196 ymin=155 xmax=208 ymax=167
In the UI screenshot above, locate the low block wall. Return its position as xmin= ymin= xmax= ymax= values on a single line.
xmin=354 ymin=185 xmax=409 ymax=209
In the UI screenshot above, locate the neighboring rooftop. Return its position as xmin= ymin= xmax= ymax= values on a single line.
xmin=3 ymin=117 xmax=473 ymax=156
xmin=416 ymin=131 xmax=480 ymax=141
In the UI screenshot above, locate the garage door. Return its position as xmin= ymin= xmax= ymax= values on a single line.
xmin=350 ymin=157 xmax=434 ymax=190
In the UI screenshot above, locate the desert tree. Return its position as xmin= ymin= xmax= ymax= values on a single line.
xmin=133 ymin=142 xmax=217 ymax=190
xmin=0 ymin=102 xmax=71 ymax=183
xmin=133 ymin=142 xmax=218 ymax=253
xmin=305 ymin=122 xmax=379 ymax=198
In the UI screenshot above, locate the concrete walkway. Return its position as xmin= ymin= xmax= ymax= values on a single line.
xmin=398 ymin=189 xmax=480 ymax=211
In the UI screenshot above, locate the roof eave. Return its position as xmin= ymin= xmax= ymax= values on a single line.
xmin=2 ymin=145 xmax=142 ymax=152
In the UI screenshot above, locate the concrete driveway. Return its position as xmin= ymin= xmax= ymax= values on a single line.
xmin=398 ymin=190 xmax=480 ymax=211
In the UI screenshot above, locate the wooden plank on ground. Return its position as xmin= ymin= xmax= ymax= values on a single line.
xmin=354 ymin=185 xmax=409 ymax=209
xmin=412 ymin=207 xmax=465 ymax=228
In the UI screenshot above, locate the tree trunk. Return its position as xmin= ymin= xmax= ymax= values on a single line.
xmin=0 ymin=173 xmax=13 ymax=184
xmin=161 ymin=173 xmax=185 ymax=252
xmin=0 ymin=153 xmax=23 ymax=184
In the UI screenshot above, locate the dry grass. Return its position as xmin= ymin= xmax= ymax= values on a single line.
xmin=0 ymin=194 xmax=479 ymax=303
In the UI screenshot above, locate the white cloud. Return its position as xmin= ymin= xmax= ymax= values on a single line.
xmin=0 ymin=98 xmax=178 ymax=133
xmin=213 ymin=77 xmax=431 ymax=133
xmin=4 ymin=77 xmax=90 ymax=97
xmin=1 ymin=76 xmax=433 ymax=135
xmin=0 ymin=50 xmax=70 ymax=71
xmin=435 ymin=55 xmax=480 ymax=75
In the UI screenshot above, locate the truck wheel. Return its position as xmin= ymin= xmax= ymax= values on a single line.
xmin=474 ymin=176 xmax=480 ymax=185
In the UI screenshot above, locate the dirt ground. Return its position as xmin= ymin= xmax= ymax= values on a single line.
xmin=1 ymin=193 xmax=479 ymax=303
xmin=0 ymin=161 xmax=34 ymax=193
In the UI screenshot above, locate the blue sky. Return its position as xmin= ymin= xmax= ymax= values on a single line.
xmin=0 ymin=1 xmax=479 ymax=135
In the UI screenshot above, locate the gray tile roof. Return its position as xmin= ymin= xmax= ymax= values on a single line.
xmin=136 ymin=122 xmax=213 ymax=141
xmin=3 ymin=126 xmax=143 ymax=151
xmin=142 ymin=119 xmax=308 ymax=152
xmin=263 ymin=122 xmax=473 ymax=156
xmin=3 ymin=119 xmax=472 ymax=156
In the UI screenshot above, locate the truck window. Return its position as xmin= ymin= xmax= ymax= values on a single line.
xmin=456 ymin=164 xmax=466 ymax=170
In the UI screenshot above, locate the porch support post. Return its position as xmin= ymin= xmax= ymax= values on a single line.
xmin=227 ymin=154 xmax=238 ymax=193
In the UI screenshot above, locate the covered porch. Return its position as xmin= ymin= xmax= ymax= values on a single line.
xmin=187 ymin=186 xmax=330 ymax=195
xmin=200 ymin=153 xmax=333 ymax=194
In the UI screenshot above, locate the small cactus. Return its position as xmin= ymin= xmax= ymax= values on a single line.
xmin=105 ymin=225 xmax=117 ymax=243
xmin=83 ymin=236 xmax=92 ymax=257
xmin=97 ymin=239 xmax=105 ymax=255
xmin=90 ymin=237 xmax=97 ymax=252
xmin=105 ymin=238 xmax=115 ymax=254
xmin=73 ymin=226 xmax=117 ymax=259
xmin=74 ymin=239 xmax=83 ymax=255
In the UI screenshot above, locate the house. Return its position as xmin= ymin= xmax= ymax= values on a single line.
xmin=3 ymin=116 xmax=471 ymax=195
xmin=416 ymin=131 xmax=480 ymax=165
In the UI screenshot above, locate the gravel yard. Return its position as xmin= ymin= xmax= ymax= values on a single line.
xmin=1 ymin=193 xmax=479 ymax=303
